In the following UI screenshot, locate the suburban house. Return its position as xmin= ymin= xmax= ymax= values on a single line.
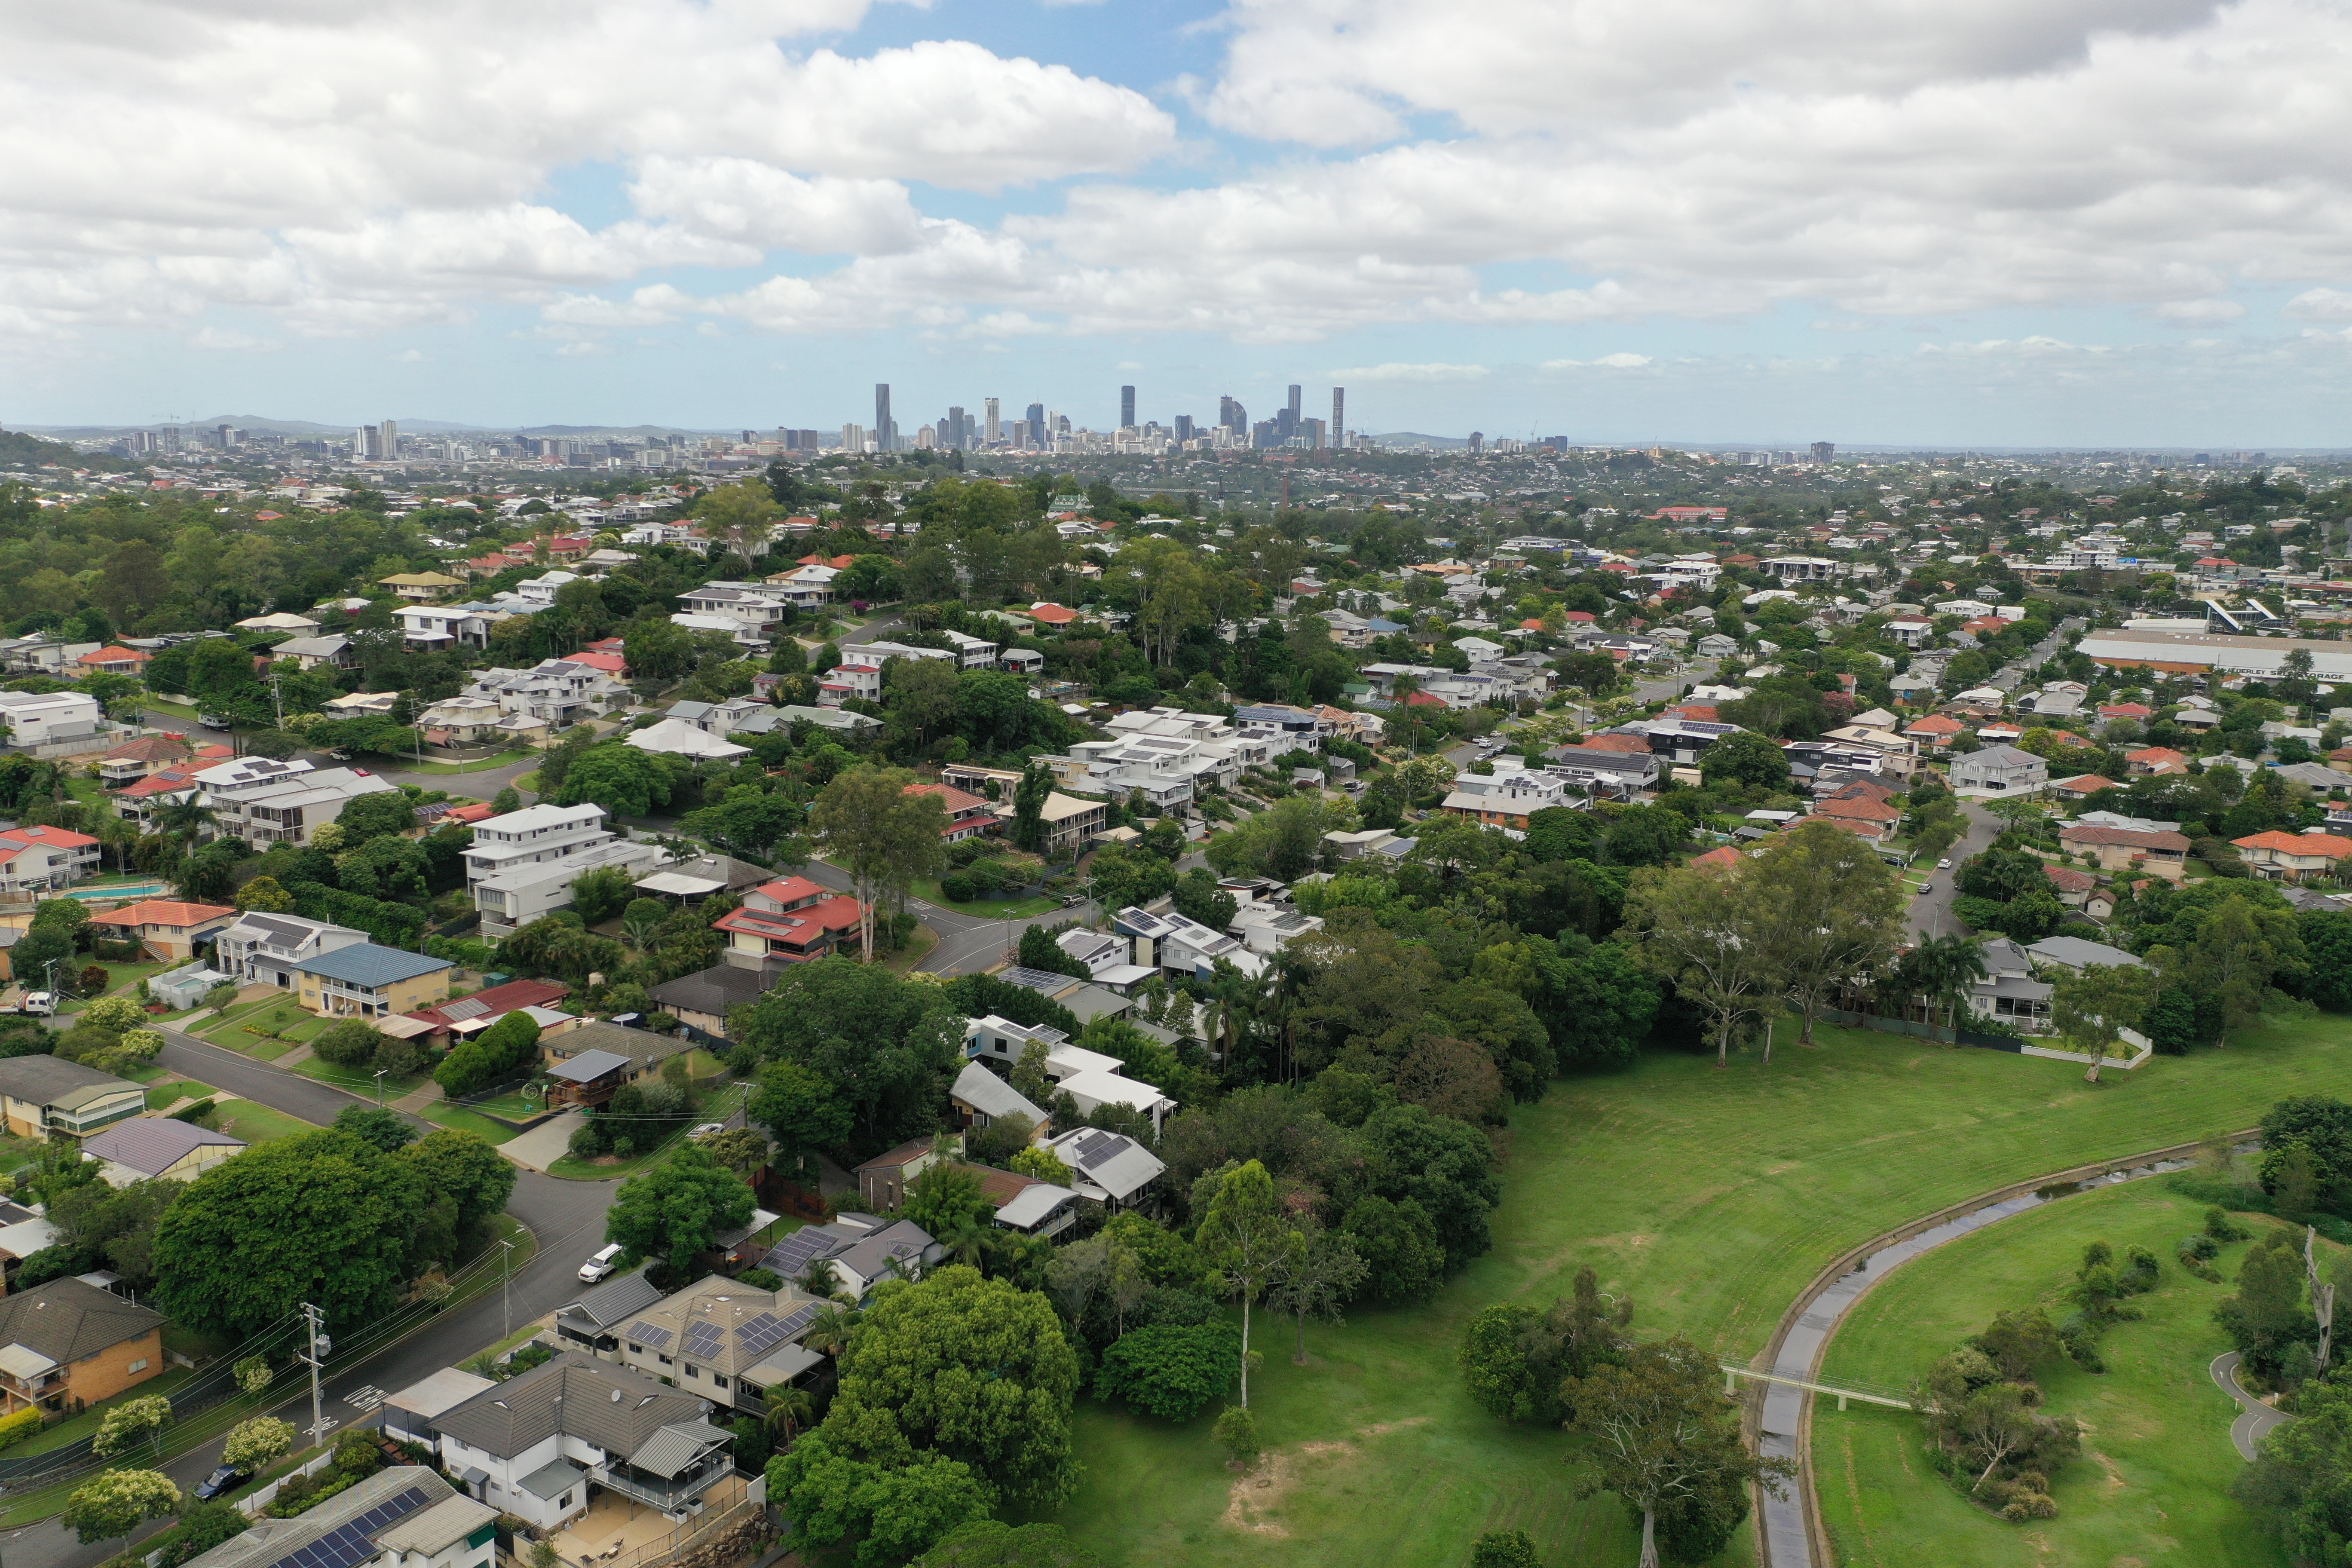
xmin=2024 ymin=935 xmax=2144 ymax=974
xmin=0 ymin=690 xmax=104 ymax=748
xmin=86 ymin=899 xmax=236 ymax=963
xmin=0 ymin=1277 xmax=166 ymax=1415
xmin=1545 ymin=743 xmax=1662 ymax=797
xmin=949 ymin=1060 xmax=1050 ymax=1137
xmin=214 ymin=911 xmax=369 ymax=988
xmin=1111 ymin=906 xmax=1261 ymax=980
xmin=853 ymin=1137 xmax=943 ymax=1213
xmin=906 ymin=782 xmax=998 ymax=842
xmin=190 ymin=760 xmax=402 ymax=849
xmin=81 ymin=1119 xmax=246 ymax=1185
xmin=93 ymin=734 xmax=206 ymax=784
xmin=0 ymin=825 xmax=101 ymax=895
xmin=471 ymin=837 xmax=665 ymax=942
xmin=418 ymin=695 xmax=540 ymax=747
xmin=1811 ymin=793 xmax=1902 ymax=843
xmin=2041 ymin=864 xmax=2098 ymax=908
xmin=1966 ymin=938 xmax=2053 ymax=1033
xmin=0 ymin=1057 xmax=145 ymax=1141
xmin=178 ymin=1464 xmax=493 ymax=1568
xmin=270 ymin=634 xmax=355 ymax=671
xmin=551 ymin=1270 xmax=667 ymax=1360
xmin=602 ymin=1275 xmax=832 ymax=1412
xmin=2230 ymin=830 xmax=2352 ymax=882
xmin=2059 ymin=822 xmax=2192 ymax=882
xmin=646 ymin=965 xmax=770 ymax=1044
xmin=710 ymin=877 xmax=866 ymax=971
xmin=1948 ymin=744 xmax=2049 ymax=794
xmin=1441 ymin=766 xmax=1567 ymax=832
xmin=539 ymin=1019 xmax=695 ymax=1103
xmin=461 ymin=660 xmax=634 ymax=730
xmin=1041 ymin=1126 xmax=1166 ymax=1215
xmin=291 ymin=943 xmax=455 ymax=1019
xmin=2052 ymin=774 xmax=2121 ymax=803
xmin=423 ymin=1351 xmax=735 ymax=1531
xmin=400 ymin=978 xmax=573 ymax=1051
xmin=759 ymin=1214 xmax=941 ymax=1301
xmin=960 ymin=1015 xmax=1177 ymax=1134
xmin=462 ymin=804 xmax=624 ymax=888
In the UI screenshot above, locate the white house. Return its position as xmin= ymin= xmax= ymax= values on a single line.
xmin=960 ymin=1014 xmax=1179 ymax=1133
xmin=1948 ymin=744 xmax=2049 ymax=795
xmin=0 ymin=690 xmax=104 ymax=748
xmin=463 ymin=804 xmax=623 ymax=888
xmin=176 ymin=1467 xmax=495 ymax=1568
xmin=213 ymin=910 xmax=370 ymax=989
xmin=471 ymin=838 xmax=667 ymax=940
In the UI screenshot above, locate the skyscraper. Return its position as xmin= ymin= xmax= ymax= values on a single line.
xmin=946 ymin=406 xmax=965 ymax=448
xmin=1287 ymin=384 xmax=1301 ymax=423
xmin=1121 ymin=385 xmax=1136 ymax=429
xmin=381 ymin=419 xmax=398 ymax=459
xmin=1026 ymin=402 xmax=1045 ymax=447
xmin=1174 ymin=414 xmax=1195 ymax=444
xmin=985 ymin=398 xmax=1001 ymax=444
xmin=1331 ymin=388 xmax=1344 ymax=448
xmin=1219 ymin=395 xmax=1247 ymax=435
xmin=874 ymin=385 xmax=893 ymax=453
xmin=1810 ymin=441 xmax=1836 ymax=464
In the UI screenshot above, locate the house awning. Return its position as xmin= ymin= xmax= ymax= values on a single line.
xmin=629 ymin=1420 xmax=733 ymax=1479
xmin=743 ymin=1344 xmax=823 ymax=1388
xmin=374 ymin=1014 xmax=436 ymax=1040
xmin=634 ymin=871 xmax=728 ymax=898
xmin=0 ymin=1344 xmax=57 ymax=1380
xmin=549 ymin=1048 xmax=631 ymax=1083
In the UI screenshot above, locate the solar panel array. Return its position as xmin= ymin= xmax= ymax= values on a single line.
xmin=442 ymin=997 xmax=490 ymax=1020
xmin=763 ymin=1230 xmax=836 ymax=1280
xmin=1077 ymin=1133 xmax=1129 ymax=1171
xmin=1000 ymin=967 xmax=1076 ymax=993
xmin=680 ymin=1320 xmax=725 ymax=1360
xmin=735 ymin=1302 xmax=821 ymax=1361
xmin=624 ymin=1321 xmax=671 ymax=1349
xmin=266 ymin=1487 xmax=431 ymax=1568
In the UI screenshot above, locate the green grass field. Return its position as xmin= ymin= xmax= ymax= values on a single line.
xmin=146 ymin=1079 xmax=212 ymax=1110
xmin=908 ymin=877 xmax=1061 ymax=919
xmin=1051 ymin=1014 xmax=2352 ymax=1568
xmin=206 ymin=1099 xmax=316 ymax=1145
xmin=1815 ymin=1181 xmax=2300 ymax=1568
xmin=421 ymin=1102 xmax=520 ymax=1144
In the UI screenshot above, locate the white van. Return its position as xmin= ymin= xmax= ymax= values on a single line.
xmin=579 ymin=1244 xmax=624 ymax=1283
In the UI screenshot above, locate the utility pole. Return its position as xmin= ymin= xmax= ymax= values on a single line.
xmin=2310 ymin=1225 xmax=2336 ymax=1372
xmin=500 ymin=1239 xmax=515 ymax=1341
xmin=374 ymin=1069 xmax=388 ymax=1108
xmin=299 ymin=1302 xmax=330 ymax=1448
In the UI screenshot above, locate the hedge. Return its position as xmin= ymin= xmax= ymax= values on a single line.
xmin=0 ymin=1405 xmax=41 ymax=1449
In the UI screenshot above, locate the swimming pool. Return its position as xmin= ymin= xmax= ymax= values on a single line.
xmin=60 ymin=881 xmax=169 ymax=903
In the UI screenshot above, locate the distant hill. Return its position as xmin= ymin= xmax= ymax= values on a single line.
xmin=0 ymin=429 xmax=132 ymax=472
xmin=1366 ymin=432 xmax=1471 ymax=450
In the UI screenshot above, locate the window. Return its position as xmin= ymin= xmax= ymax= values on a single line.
xmin=683 ymin=1364 xmax=699 ymax=1379
xmin=711 ymin=1374 xmax=728 ymax=1390
xmin=658 ymin=1354 xmax=672 ymax=1366
xmin=127 ymin=1359 xmax=149 ymax=1374
xmin=558 ymin=1494 xmax=573 ymax=1511
xmin=626 ymin=1343 xmax=641 ymax=1355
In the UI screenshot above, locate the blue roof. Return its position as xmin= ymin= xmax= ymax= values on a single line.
xmin=292 ymin=943 xmax=454 ymax=986
xmin=1366 ymin=618 xmax=1407 ymax=633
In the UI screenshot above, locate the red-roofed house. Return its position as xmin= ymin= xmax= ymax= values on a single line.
xmin=818 ymin=664 xmax=882 ymax=707
xmin=909 ymin=783 xmax=999 ymax=842
xmin=1903 ymin=714 xmax=1966 ymax=749
xmin=76 ymin=646 xmax=150 ymax=675
xmin=566 ymin=650 xmax=628 ymax=677
xmin=2098 ymin=703 xmax=2153 ymax=721
xmin=2042 ymin=864 xmax=2098 ymax=907
xmin=1691 ymin=845 xmax=1746 ymax=872
xmin=94 ymin=734 xmax=198 ymax=785
xmin=712 ymin=878 xmax=867 ymax=969
xmin=798 ymin=553 xmax=857 ymax=571
xmin=401 ymin=977 xmax=574 ymax=1048
xmin=2059 ymin=822 xmax=2191 ymax=881
xmin=110 ymin=769 xmax=202 ymax=824
xmin=0 ymin=825 xmax=101 ymax=894
xmin=2231 ymin=831 xmax=2352 ymax=883
xmin=1561 ymin=610 xmax=1597 ymax=624
xmin=1026 ymin=603 xmax=1080 ymax=628
xmin=1577 ymin=732 xmax=1654 ymax=755
xmin=2052 ymin=774 xmax=2120 ymax=802
xmin=1813 ymin=795 xmax=1901 ymax=842
xmin=1660 ymin=704 xmax=1721 ymax=723
xmin=2125 ymin=746 xmax=2190 ymax=776
xmin=87 ymin=900 xmax=237 ymax=962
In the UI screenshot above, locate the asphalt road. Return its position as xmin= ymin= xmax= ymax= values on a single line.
xmin=1905 ymin=799 xmax=2000 ymax=940
xmin=3 ymin=1030 xmax=624 ymax=1568
xmin=792 ymin=858 xmax=1071 ymax=975
xmin=128 ymin=709 xmax=545 ymax=803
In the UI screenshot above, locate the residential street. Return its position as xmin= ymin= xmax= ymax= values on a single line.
xmin=0 ymin=1030 xmax=626 ymax=1568
xmin=1906 ymin=799 xmax=1999 ymax=939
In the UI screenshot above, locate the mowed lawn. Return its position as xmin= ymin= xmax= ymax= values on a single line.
xmin=1816 ymin=1181 xmax=2303 ymax=1568
xmin=1052 ymin=1015 xmax=2352 ymax=1568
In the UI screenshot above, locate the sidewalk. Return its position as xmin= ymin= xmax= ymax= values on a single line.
xmin=391 ymin=1079 xmax=444 ymax=1114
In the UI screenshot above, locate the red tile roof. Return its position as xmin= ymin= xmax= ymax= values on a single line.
xmin=404 ymin=977 xmax=572 ymax=1030
xmin=2054 ymin=774 xmax=2119 ymax=794
xmin=2061 ymin=824 xmax=2192 ymax=851
xmin=1816 ymin=795 xmax=1901 ymax=824
xmin=1904 ymin=714 xmax=1965 ymax=735
xmin=87 ymin=900 xmax=235 ymax=928
xmin=1692 ymin=846 xmax=1746 ymax=871
xmin=2233 ymin=831 xmax=2352 ymax=860
xmin=1579 ymin=733 xmax=1654 ymax=754
xmin=0 ymin=824 xmax=97 ymax=851
xmin=2042 ymin=864 xmax=2097 ymax=893
xmin=113 ymin=769 xmax=199 ymax=799
xmin=1026 ymin=603 xmax=1079 ymax=626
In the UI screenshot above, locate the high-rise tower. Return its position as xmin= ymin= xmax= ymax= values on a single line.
xmin=1331 ymin=388 xmax=1344 ymax=448
xmin=874 ymin=384 xmax=893 ymax=453
xmin=1121 ymin=385 xmax=1136 ymax=429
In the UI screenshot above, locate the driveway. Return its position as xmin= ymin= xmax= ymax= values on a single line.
xmin=500 ymin=1110 xmax=587 ymax=1172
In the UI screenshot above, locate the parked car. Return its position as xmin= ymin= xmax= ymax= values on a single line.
xmin=689 ymin=1123 xmax=726 ymax=1139
xmin=5 ymin=992 xmax=57 ymax=1017
xmin=197 ymin=714 xmax=234 ymax=730
xmin=193 ymin=1465 xmax=246 ymax=1502
xmin=579 ymin=1243 xmax=624 ymax=1283
xmin=1936 ymin=858 xmax=1952 ymax=870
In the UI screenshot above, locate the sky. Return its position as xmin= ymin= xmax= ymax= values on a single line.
xmin=10 ymin=0 xmax=2352 ymax=447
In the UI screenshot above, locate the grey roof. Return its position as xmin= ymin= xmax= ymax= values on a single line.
xmin=548 ymin=1048 xmax=632 ymax=1084
xmin=830 ymin=1220 xmax=937 ymax=1284
xmin=951 ymin=1062 xmax=1047 ymax=1124
xmin=545 ymin=1018 xmax=695 ymax=1070
xmin=628 ymin=1418 xmax=732 ymax=1479
xmin=0 ymin=1055 xmax=142 ymax=1109
xmin=431 ymin=1350 xmax=712 ymax=1461
xmin=560 ymin=1268 xmax=665 ymax=1330
xmin=518 ymin=1460 xmax=583 ymax=1501
xmin=0 ymin=1277 xmax=161 ymax=1367
xmin=382 ymin=1367 xmax=499 ymax=1421
xmin=292 ymin=943 xmax=453 ymax=986
xmin=178 ymin=1467 xmax=455 ymax=1568
xmin=2026 ymin=935 xmax=2143 ymax=970
xmin=1955 ymin=744 xmax=2045 ymax=769
xmin=81 ymin=1118 xmax=244 ymax=1175
xmin=995 ymin=1184 xmax=1079 ymax=1228
xmin=1050 ymin=1127 xmax=1165 ymax=1203
xmin=648 ymin=963 xmax=772 ymax=1022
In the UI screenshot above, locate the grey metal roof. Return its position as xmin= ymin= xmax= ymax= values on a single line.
xmin=82 ymin=1118 xmax=244 ymax=1175
xmin=0 ymin=1055 xmax=141 ymax=1109
xmin=950 ymin=1062 xmax=1047 ymax=1124
xmin=560 ymin=1268 xmax=664 ymax=1330
xmin=430 ymin=1351 xmax=712 ymax=1461
xmin=548 ymin=1048 xmax=632 ymax=1083
xmin=518 ymin=1460 xmax=583 ymax=1500
xmin=628 ymin=1419 xmax=732 ymax=1479
xmin=177 ymin=1467 xmax=453 ymax=1568
xmin=293 ymin=943 xmax=453 ymax=986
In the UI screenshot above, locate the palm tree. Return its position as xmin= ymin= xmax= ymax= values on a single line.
xmin=761 ymin=1387 xmax=818 ymax=1447
xmin=153 ymin=795 xmax=218 ymax=850
xmin=798 ymin=1258 xmax=853 ymax=1305
xmin=1908 ymin=932 xmax=1988 ymax=1039
xmin=934 ymin=1213 xmax=991 ymax=1271
xmin=622 ymin=901 xmax=666 ymax=955
xmin=800 ymin=1303 xmax=860 ymax=1360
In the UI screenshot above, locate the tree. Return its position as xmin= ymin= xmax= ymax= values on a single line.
xmin=1625 ymin=859 xmax=1781 ymax=1067
xmin=1268 ymin=1225 xmax=1366 ymax=1364
xmin=732 ymin=958 xmax=966 ymax=1156
xmin=1198 ymin=1161 xmax=1303 ymax=1408
xmin=94 ymin=1393 xmax=172 ymax=1458
xmin=2235 ymin=1366 xmax=2352 ymax=1562
xmin=914 ymin=1521 xmax=1102 ymax=1568
xmin=1011 ymin=763 xmax=1052 ymax=854
xmin=331 ymin=1103 xmax=417 ymax=1152
xmin=221 ymin=1416 xmax=297 ymax=1472
xmin=1565 ymin=1337 xmax=1791 ymax=1568
xmin=1213 ymin=1404 xmax=1261 ymax=1464
xmin=1698 ymin=730 xmax=1790 ymax=792
xmin=606 ymin=1142 xmax=754 ymax=1274
xmin=401 ymin=1128 xmax=519 ymax=1233
xmin=334 ymin=790 xmax=420 ymax=844
xmin=777 ymin=1264 xmax=1081 ymax=1509
xmin=152 ymin=1130 xmax=426 ymax=1335
xmin=554 ymin=746 xmax=677 ymax=820
xmin=750 ymin=1060 xmax=853 ymax=1186
xmin=770 ymin=1439 xmax=992 ymax=1568
xmin=1092 ymin=1323 xmax=1243 ymax=1420
xmin=812 ymin=767 xmax=949 ymax=961
xmin=312 ymin=1020 xmax=389 ymax=1071
xmin=235 ymin=875 xmax=296 ymax=913
xmin=61 ymin=1469 xmax=180 ymax=1550
xmin=2190 ymin=893 xmax=2294 ymax=1044
xmin=2049 ymin=963 xmax=2159 ymax=1073
xmin=1471 ymin=1532 xmax=1544 ymax=1568
xmin=903 ymin=1164 xmax=992 ymax=1238
xmin=1746 ymin=821 xmax=1905 ymax=1050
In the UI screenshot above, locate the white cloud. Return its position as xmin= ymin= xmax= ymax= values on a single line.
xmin=1543 ymin=352 xmax=1653 ymax=369
xmin=1329 ymin=362 xmax=1489 ymax=381
xmin=2151 ymin=298 xmax=2245 ymax=322
xmin=2286 ymin=287 xmax=2352 ymax=321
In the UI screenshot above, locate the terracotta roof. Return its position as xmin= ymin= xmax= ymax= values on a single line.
xmin=2042 ymin=864 xmax=2098 ymax=893
xmin=113 ymin=769 xmax=199 ymax=799
xmin=1815 ymin=795 xmax=1901 ymax=824
xmin=100 ymin=735 xmax=195 ymax=764
xmin=2233 ymin=831 xmax=2352 ymax=860
xmin=1026 ymin=603 xmax=1079 ymax=625
xmin=1579 ymin=733 xmax=1654 ymax=754
xmin=2060 ymin=824 xmax=2192 ymax=851
xmin=1904 ymin=714 xmax=1965 ymax=735
xmin=1691 ymin=846 xmax=1746 ymax=871
xmin=2054 ymin=774 xmax=2119 ymax=793
xmin=1823 ymin=778 xmax=1898 ymax=802
xmin=0 ymin=825 xmax=97 ymax=852
xmin=2127 ymin=746 xmax=2190 ymax=767
xmin=1660 ymin=704 xmax=1720 ymax=723
xmin=404 ymin=977 xmax=572 ymax=1030
xmin=2098 ymin=703 xmax=2153 ymax=718
xmin=87 ymin=900 xmax=235 ymax=929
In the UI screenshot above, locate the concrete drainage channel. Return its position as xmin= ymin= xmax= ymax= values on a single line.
xmin=1746 ymin=1135 xmax=2254 ymax=1568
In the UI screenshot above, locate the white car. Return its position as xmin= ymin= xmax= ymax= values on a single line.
xmin=1936 ymin=858 xmax=1952 ymax=870
xmin=578 ymin=1243 xmax=624 ymax=1283
xmin=689 ymin=1122 xmax=727 ymax=1139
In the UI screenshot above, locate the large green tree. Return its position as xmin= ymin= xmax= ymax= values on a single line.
xmin=732 ymin=958 xmax=965 ymax=1157
xmin=749 ymin=1060 xmax=854 ymax=1186
xmin=812 ymin=766 xmax=949 ymax=959
xmin=153 ymin=1130 xmax=426 ymax=1335
xmin=604 ymin=1142 xmax=755 ymax=1275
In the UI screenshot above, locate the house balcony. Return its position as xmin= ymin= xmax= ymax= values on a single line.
xmin=591 ymin=1458 xmax=729 ymax=1514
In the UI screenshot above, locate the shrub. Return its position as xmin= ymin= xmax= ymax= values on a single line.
xmin=1092 ymin=1324 xmax=1241 ymax=1421
xmin=941 ymin=873 xmax=977 ymax=903
xmin=1212 ymin=1405 xmax=1260 ymax=1464
xmin=0 ymin=1406 xmax=40 ymax=1450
